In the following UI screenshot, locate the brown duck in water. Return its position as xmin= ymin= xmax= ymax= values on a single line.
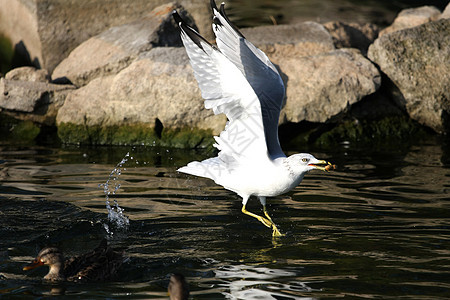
xmin=23 ymin=239 xmax=123 ymax=282
xmin=168 ymin=273 xmax=190 ymax=300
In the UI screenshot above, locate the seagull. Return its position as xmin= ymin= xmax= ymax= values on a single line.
xmin=173 ymin=1 xmax=334 ymax=237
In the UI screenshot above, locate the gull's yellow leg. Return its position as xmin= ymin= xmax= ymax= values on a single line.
xmin=242 ymin=204 xmax=272 ymax=228
xmin=263 ymin=205 xmax=284 ymax=237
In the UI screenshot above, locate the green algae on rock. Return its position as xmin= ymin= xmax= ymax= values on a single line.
xmin=315 ymin=115 xmax=428 ymax=146
xmin=57 ymin=122 xmax=214 ymax=148
xmin=279 ymin=115 xmax=429 ymax=150
xmin=0 ymin=115 xmax=40 ymax=142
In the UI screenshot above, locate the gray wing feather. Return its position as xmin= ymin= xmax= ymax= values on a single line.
xmin=211 ymin=3 xmax=286 ymax=159
xmin=175 ymin=15 xmax=249 ymax=122
xmin=173 ymin=11 xmax=269 ymax=167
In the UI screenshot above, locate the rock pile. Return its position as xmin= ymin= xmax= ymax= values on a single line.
xmin=368 ymin=19 xmax=450 ymax=133
xmin=0 ymin=0 xmax=212 ymax=73
xmin=0 ymin=2 xmax=448 ymax=146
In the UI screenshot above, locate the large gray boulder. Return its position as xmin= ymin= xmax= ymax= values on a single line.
xmin=441 ymin=3 xmax=450 ymax=19
xmin=379 ymin=5 xmax=441 ymax=36
xmin=52 ymin=2 xmax=196 ymax=87
xmin=368 ymin=19 xmax=450 ymax=133
xmin=241 ymin=22 xmax=335 ymax=59
xmin=0 ymin=0 xmax=211 ymax=73
xmin=278 ymin=48 xmax=381 ymax=123
xmin=5 ymin=66 xmax=50 ymax=82
xmin=0 ymin=67 xmax=75 ymax=125
xmin=56 ymin=47 xmax=225 ymax=145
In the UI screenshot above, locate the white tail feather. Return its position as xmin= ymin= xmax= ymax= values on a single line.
xmin=177 ymin=158 xmax=229 ymax=182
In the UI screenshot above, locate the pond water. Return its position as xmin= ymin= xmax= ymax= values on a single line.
xmin=226 ymin=0 xmax=449 ymax=27
xmin=1 ymin=137 xmax=449 ymax=299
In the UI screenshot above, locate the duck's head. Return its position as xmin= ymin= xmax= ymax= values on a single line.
xmin=24 ymin=247 xmax=65 ymax=281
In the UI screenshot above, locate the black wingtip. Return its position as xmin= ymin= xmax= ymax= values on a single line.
xmin=210 ymin=0 xmax=218 ymax=12
xmin=172 ymin=10 xmax=183 ymax=25
xmin=172 ymin=10 xmax=214 ymax=53
xmin=218 ymin=2 xmax=245 ymax=38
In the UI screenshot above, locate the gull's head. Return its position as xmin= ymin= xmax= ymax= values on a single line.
xmin=286 ymin=153 xmax=334 ymax=174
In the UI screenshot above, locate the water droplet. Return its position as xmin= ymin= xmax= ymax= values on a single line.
xmin=101 ymin=152 xmax=130 ymax=233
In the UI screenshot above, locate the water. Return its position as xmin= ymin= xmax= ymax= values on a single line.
xmin=101 ymin=152 xmax=130 ymax=233
xmin=0 ymin=137 xmax=449 ymax=299
xmin=226 ymin=0 xmax=449 ymax=27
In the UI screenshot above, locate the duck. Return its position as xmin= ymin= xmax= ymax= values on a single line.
xmin=168 ymin=273 xmax=190 ymax=300
xmin=23 ymin=239 xmax=123 ymax=282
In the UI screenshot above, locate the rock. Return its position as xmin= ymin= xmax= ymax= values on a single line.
xmin=52 ymin=2 xmax=196 ymax=87
xmin=278 ymin=48 xmax=381 ymax=123
xmin=0 ymin=78 xmax=75 ymax=125
xmin=56 ymin=47 xmax=225 ymax=146
xmin=241 ymin=22 xmax=335 ymax=59
xmin=379 ymin=6 xmax=441 ymax=36
xmin=440 ymin=3 xmax=450 ymax=19
xmin=5 ymin=66 xmax=49 ymax=82
xmin=368 ymin=19 xmax=450 ymax=133
xmin=324 ymin=21 xmax=380 ymax=55
xmin=0 ymin=0 xmax=211 ymax=73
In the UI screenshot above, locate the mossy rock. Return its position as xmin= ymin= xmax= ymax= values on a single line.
xmin=57 ymin=122 xmax=215 ymax=148
xmin=315 ymin=115 xmax=428 ymax=146
xmin=0 ymin=114 xmax=40 ymax=142
xmin=12 ymin=121 xmax=41 ymax=141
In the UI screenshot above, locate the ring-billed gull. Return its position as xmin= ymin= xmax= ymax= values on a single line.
xmin=173 ymin=1 xmax=334 ymax=237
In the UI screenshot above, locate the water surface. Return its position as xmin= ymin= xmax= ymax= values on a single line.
xmin=1 ymin=138 xmax=449 ymax=298
xmin=226 ymin=0 xmax=449 ymax=27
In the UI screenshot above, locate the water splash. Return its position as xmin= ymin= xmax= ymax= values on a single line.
xmin=99 ymin=152 xmax=130 ymax=233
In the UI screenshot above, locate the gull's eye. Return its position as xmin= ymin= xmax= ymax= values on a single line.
xmin=302 ymin=158 xmax=309 ymax=163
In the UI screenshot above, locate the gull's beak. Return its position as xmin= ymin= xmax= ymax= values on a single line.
xmin=308 ymin=160 xmax=336 ymax=172
xmin=23 ymin=259 xmax=44 ymax=271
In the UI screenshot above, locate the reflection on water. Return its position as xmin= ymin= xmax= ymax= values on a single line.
xmin=215 ymin=265 xmax=317 ymax=299
xmin=0 ymin=137 xmax=449 ymax=298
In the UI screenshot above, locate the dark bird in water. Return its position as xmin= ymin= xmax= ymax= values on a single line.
xmin=168 ymin=273 xmax=190 ymax=300
xmin=23 ymin=239 xmax=123 ymax=282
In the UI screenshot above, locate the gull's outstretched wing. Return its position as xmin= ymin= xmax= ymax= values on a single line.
xmin=210 ymin=0 xmax=286 ymax=159
xmin=173 ymin=11 xmax=269 ymax=163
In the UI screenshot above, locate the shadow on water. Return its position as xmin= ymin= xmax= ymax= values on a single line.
xmin=0 ymin=136 xmax=449 ymax=298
